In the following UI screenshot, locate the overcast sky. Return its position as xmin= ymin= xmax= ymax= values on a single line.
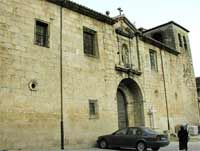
xmin=72 ymin=0 xmax=200 ymax=77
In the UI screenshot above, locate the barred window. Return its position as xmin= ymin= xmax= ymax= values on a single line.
xmin=83 ymin=27 xmax=97 ymax=56
xmin=89 ymin=102 xmax=95 ymax=115
xmin=149 ymin=49 xmax=157 ymax=71
xmin=35 ymin=20 xmax=49 ymax=47
xmin=89 ymin=100 xmax=99 ymax=119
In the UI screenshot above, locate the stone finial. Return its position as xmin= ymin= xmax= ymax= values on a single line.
xmin=106 ymin=11 xmax=110 ymax=16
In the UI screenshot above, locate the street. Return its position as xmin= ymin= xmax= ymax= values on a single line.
xmin=159 ymin=142 xmax=200 ymax=151
xmin=65 ymin=142 xmax=200 ymax=151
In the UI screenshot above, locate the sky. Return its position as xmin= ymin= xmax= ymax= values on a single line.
xmin=72 ymin=0 xmax=200 ymax=77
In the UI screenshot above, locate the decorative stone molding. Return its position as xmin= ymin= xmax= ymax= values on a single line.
xmin=115 ymin=65 xmax=142 ymax=75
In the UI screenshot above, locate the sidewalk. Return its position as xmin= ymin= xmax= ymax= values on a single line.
xmin=170 ymin=134 xmax=200 ymax=142
xmin=0 ymin=148 xmax=113 ymax=151
xmin=64 ymin=149 xmax=112 ymax=151
xmin=189 ymin=135 xmax=200 ymax=142
xmin=2 ymin=136 xmax=200 ymax=151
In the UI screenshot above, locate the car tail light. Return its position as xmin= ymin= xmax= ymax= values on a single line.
xmin=156 ymin=136 xmax=161 ymax=141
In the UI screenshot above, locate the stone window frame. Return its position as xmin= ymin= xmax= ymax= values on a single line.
xmin=178 ymin=33 xmax=182 ymax=48
xmin=88 ymin=99 xmax=99 ymax=119
xmin=83 ymin=26 xmax=99 ymax=57
xmin=149 ymin=49 xmax=158 ymax=71
xmin=34 ymin=19 xmax=50 ymax=48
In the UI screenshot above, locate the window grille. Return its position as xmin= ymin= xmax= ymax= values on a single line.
xmin=35 ymin=20 xmax=49 ymax=47
xmin=89 ymin=100 xmax=99 ymax=119
xmin=83 ymin=27 xmax=97 ymax=56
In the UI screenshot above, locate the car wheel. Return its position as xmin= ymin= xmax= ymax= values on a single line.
xmin=151 ymin=147 xmax=160 ymax=151
xmin=98 ymin=139 xmax=108 ymax=149
xmin=136 ymin=141 xmax=146 ymax=151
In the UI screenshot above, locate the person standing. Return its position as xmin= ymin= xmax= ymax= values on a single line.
xmin=178 ymin=125 xmax=189 ymax=151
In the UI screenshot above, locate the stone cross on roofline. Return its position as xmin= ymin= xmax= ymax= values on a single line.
xmin=117 ymin=7 xmax=123 ymax=15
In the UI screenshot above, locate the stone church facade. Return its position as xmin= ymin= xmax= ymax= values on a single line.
xmin=0 ymin=0 xmax=199 ymax=150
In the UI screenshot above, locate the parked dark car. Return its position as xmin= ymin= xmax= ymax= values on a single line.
xmin=97 ymin=127 xmax=169 ymax=151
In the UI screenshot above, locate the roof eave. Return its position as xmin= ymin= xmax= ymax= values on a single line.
xmin=141 ymin=35 xmax=180 ymax=55
xmin=47 ymin=0 xmax=115 ymax=25
xmin=143 ymin=21 xmax=189 ymax=33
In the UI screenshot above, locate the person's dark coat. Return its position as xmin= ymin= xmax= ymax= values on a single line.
xmin=178 ymin=126 xmax=189 ymax=150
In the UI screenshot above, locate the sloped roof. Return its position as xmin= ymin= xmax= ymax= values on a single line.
xmin=143 ymin=21 xmax=189 ymax=33
xmin=141 ymin=35 xmax=180 ymax=55
xmin=47 ymin=0 xmax=115 ymax=25
xmin=46 ymin=1 xmax=185 ymax=56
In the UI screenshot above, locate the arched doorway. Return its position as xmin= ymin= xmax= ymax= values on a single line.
xmin=117 ymin=78 xmax=144 ymax=129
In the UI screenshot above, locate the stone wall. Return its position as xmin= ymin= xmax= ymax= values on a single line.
xmin=0 ymin=0 xmax=61 ymax=150
xmin=0 ymin=0 xmax=199 ymax=150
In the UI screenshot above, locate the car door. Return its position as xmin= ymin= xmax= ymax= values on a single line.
xmin=108 ymin=128 xmax=128 ymax=147
xmin=124 ymin=127 xmax=143 ymax=147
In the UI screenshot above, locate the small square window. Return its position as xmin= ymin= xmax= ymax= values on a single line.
xmin=89 ymin=100 xmax=99 ymax=119
xmin=35 ymin=20 xmax=49 ymax=47
xmin=149 ymin=49 xmax=157 ymax=71
xmin=83 ymin=27 xmax=98 ymax=56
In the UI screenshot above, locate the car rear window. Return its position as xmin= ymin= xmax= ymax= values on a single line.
xmin=143 ymin=128 xmax=158 ymax=135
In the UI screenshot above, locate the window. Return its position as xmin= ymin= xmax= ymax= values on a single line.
xmin=115 ymin=128 xmax=128 ymax=135
xmin=89 ymin=100 xmax=98 ymax=119
xmin=127 ymin=128 xmax=142 ymax=136
xmin=83 ymin=27 xmax=98 ymax=56
xmin=149 ymin=49 xmax=157 ymax=71
xmin=127 ymin=128 xmax=137 ymax=135
xmin=183 ymin=36 xmax=187 ymax=50
xmin=198 ymin=89 xmax=200 ymax=97
xmin=28 ymin=80 xmax=38 ymax=91
xmin=178 ymin=33 xmax=182 ymax=47
xmin=35 ymin=20 xmax=49 ymax=47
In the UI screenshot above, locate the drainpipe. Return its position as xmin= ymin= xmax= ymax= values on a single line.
xmin=128 ymin=38 xmax=132 ymax=68
xmin=198 ymin=98 xmax=200 ymax=121
xmin=159 ymin=49 xmax=170 ymax=131
xmin=60 ymin=1 xmax=64 ymax=151
xmin=135 ymin=32 xmax=141 ymax=70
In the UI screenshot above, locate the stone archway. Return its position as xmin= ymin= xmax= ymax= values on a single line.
xmin=117 ymin=78 xmax=144 ymax=129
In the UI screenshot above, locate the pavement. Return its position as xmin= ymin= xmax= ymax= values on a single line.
xmin=63 ymin=135 xmax=200 ymax=151
xmin=2 ymin=142 xmax=200 ymax=151
xmin=64 ymin=141 xmax=200 ymax=151
xmin=170 ymin=134 xmax=200 ymax=142
xmin=1 ymin=135 xmax=200 ymax=151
